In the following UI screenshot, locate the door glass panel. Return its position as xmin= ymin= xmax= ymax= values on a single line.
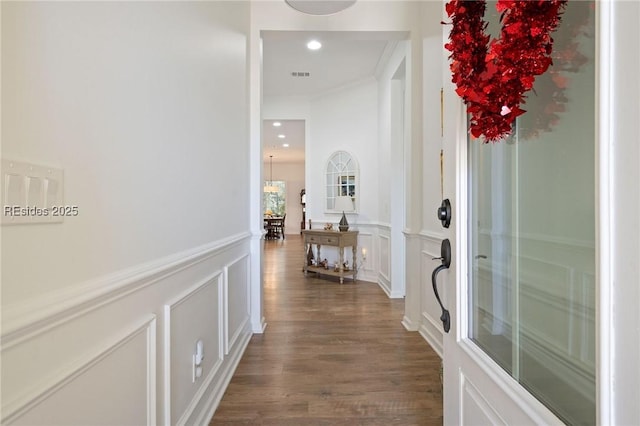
xmin=468 ymin=2 xmax=596 ymax=424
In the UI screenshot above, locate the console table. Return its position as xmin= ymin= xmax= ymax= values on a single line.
xmin=302 ymin=229 xmax=358 ymax=284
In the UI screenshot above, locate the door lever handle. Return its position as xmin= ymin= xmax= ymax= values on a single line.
xmin=431 ymin=239 xmax=451 ymax=333
xmin=432 ymin=265 xmax=451 ymax=333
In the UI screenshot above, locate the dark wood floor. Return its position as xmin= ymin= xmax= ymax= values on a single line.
xmin=209 ymin=235 xmax=443 ymax=425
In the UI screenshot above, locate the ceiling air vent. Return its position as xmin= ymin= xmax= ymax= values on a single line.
xmin=291 ymin=71 xmax=310 ymax=77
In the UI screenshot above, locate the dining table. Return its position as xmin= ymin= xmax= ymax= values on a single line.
xmin=263 ymin=216 xmax=285 ymax=239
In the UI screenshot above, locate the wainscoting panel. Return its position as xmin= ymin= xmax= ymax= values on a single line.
xmin=7 ymin=317 xmax=156 ymax=426
xmin=226 ymin=255 xmax=250 ymax=355
xmin=1 ymin=233 xmax=253 ymax=425
xmin=164 ymin=272 xmax=224 ymax=425
xmin=379 ymin=234 xmax=390 ymax=281
xmin=418 ymin=234 xmax=446 ymax=355
xmin=378 ymin=234 xmax=391 ymax=295
xmin=356 ymin=231 xmax=375 ymax=283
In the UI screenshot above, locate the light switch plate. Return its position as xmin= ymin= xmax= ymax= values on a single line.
xmin=1 ymin=159 xmax=64 ymax=225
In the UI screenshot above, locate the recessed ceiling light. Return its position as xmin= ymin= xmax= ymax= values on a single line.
xmin=282 ymin=143 xmax=290 ymax=148
xmin=273 ymin=122 xmax=281 ymax=127
xmin=278 ymin=134 xmax=286 ymax=139
xmin=307 ymin=40 xmax=322 ymax=50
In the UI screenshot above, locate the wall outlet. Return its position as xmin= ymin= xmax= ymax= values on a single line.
xmin=192 ymin=340 xmax=204 ymax=383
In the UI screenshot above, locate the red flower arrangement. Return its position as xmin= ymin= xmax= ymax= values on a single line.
xmin=518 ymin=1 xmax=591 ymax=139
xmin=444 ymin=0 xmax=568 ymax=142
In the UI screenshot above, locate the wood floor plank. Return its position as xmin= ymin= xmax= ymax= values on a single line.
xmin=209 ymin=236 xmax=443 ymax=425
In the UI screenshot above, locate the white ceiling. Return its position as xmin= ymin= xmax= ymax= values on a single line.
xmin=262 ymin=30 xmax=407 ymax=163
xmin=263 ymin=119 xmax=305 ymax=163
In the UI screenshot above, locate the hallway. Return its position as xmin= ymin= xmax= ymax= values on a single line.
xmin=210 ymin=236 xmax=443 ymax=425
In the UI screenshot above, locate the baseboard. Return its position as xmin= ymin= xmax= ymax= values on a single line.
xmin=401 ymin=315 xmax=418 ymax=331
xmin=419 ymin=312 xmax=444 ymax=358
xmin=190 ymin=329 xmax=252 ymax=425
xmin=377 ymin=279 xmax=392 ymax=297
xmin=252 ymin=316 xmax=267 ymax=333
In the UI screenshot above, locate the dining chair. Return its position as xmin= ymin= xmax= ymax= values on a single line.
xmin=274 ymin=214 xmax=286 ymax=240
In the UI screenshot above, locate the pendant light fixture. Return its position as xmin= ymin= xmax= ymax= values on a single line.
xmin=285 ymin=0 xmax=356 ymax=15
xmin=264 ymin=155 xmax=279 ymax=193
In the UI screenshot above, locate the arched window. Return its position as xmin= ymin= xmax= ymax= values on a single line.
xmin=326 ymin=151 xmax=358 ymax=212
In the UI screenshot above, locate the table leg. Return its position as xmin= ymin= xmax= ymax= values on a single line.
xmin=339 ymin=247 xmax=344 ymax=284
xmin=353 ymin=245 xmax=357 ymax=281
xmin=303 ymin=241 xmax=307 ymax=274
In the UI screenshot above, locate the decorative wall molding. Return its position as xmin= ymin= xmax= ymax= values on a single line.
xmin=228 ymin=317 xmax=249 ymax=357
xmin=378 ymin=275 xmax=392 ymax=297
xmin=177 ymin=355 xmax=224 ymax=426
xmin=418 ymin=230 xmax=447 ymax=244
xmin=190 ymin=331 xmax=252 ymax=426
xmin=307 ymin=219 xmax=390 ymax=230
xmin=379 ymin=234 xmax=390 ymax=282
xmin=225 ymin=254 xmax=251 ymax=356
xmin=420 ymin=248 xmax=440 ymax=260
xmin=2 ymin=232 xmax=250 ymax=349
xmin=419 ymin=312 xmax=444 ymax=358
xmin=401 ymin=315 xmax=419 ymax=332
xmin=418 ymin=246 xmax=446 ymax=355
xmin=163 ymin=272 xmax=224 ymax=425
xmin=2 ymin=316 xmax=157 ymax=425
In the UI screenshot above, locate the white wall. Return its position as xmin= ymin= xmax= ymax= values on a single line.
xmin=307 ymin=79 xmax=379 ymax=225
xmin=1 ymin=2 xmax=253 ymax=424
xmin=2 ymin=1 xmax=250 ymax=305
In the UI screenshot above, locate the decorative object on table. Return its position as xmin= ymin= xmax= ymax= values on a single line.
xmin=300 ymin=188 xmax=306 ymax=231
xmin=334 ymin=262 xmax=340 ymax=272
xmin=343 ymin=260 xmax=350 ymax=271
xmin=324 ymin=223 xmax=333 ymax=231
xmin=443 ymin=0 xmax=568 ymax=142
xmin=338 ymin=214 xmax=349 ymax=232
xmin=307 ymin=245 xmax=315 ymax=266
xmin=334 ymin=195 xmax=354 ymax=232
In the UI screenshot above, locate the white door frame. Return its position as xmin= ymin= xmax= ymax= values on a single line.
xmin=597 ymin=1 xmax=639 ymax=424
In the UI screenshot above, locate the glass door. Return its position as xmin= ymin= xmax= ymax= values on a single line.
xmin=468 ymin=2 xmax=596 ymax=423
